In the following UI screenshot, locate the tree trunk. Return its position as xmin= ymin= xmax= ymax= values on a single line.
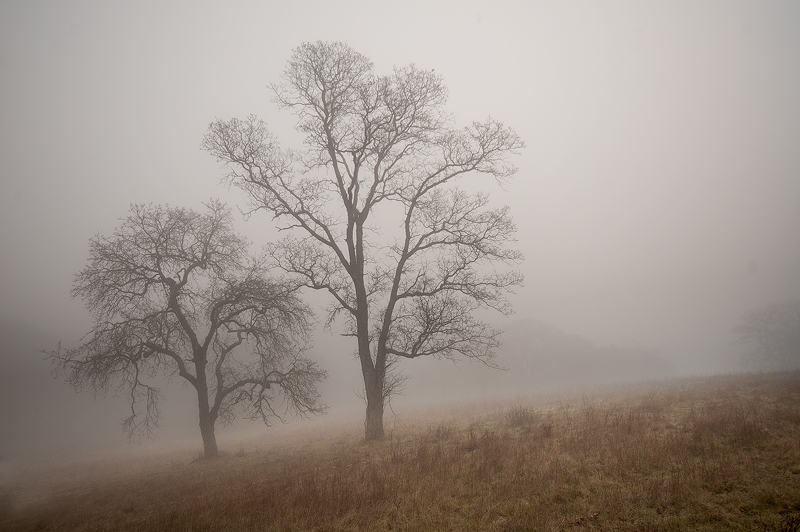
xmin=196 ymin=374 xmax=218 ymax=457
xmin=193 ymin=347 xmax=218 ymax=458
xmin=199 ymin=411 xmax=218 ymax=458
xmin=363 ymin=367 xmax=384 ymax=440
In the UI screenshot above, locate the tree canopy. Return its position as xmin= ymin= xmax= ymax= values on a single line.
xmin=203 ymin=41 xmax=524 ymax=439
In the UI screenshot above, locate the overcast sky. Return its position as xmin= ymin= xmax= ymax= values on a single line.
xmin=1 ymin=1 xmax=799 ymax=457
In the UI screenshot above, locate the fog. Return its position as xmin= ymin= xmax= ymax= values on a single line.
xmin=1 ymin=1 xmax=799 ymax=467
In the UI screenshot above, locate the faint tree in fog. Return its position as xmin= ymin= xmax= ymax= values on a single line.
xmin=734 ymin=299 xmax=800 ymax=370
xmin=203 ymin=41 xmax=524 ymax=440
xmin=48 ymin=201 xmax=325 ymax=458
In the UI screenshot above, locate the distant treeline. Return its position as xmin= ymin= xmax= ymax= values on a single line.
xmin=498 ymin=320 xmax=673 ymax=390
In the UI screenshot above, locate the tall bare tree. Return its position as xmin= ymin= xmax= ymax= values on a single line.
xmin=735 ymin=299 xmax=800 ymax=370
xmin=203 ymin=42 xmax=524 ymax=440
xmin=49 ymin=201 xmax=325 ymax=457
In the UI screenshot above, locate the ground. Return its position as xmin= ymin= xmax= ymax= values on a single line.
xmin=2 ymin=372 xmax=800 ymax=531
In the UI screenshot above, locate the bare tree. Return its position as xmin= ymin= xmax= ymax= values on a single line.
xmin=735 ymin=299 xmax=800 ymax=370
xmin=48 ymin=201 xmax=325 ymax=457
xmin=203 ymin=41 xmax=524 ymax=440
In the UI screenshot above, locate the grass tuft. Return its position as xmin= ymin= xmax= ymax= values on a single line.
xmin=505 ymin=405 xmax=538 ymax=428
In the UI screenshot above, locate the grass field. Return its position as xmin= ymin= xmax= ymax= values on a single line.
xmin=2 ymin=371 xmax=800 ymax=531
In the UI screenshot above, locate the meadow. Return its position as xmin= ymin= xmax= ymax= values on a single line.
xmin=2 ymin=371 xmax=800 ymax=531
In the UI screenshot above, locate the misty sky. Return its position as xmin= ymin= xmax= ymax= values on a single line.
xmin=1 ymin=1 xmax=800 ymax=457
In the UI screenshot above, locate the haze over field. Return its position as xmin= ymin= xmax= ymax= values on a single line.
xmin=1 ymin=1 xmax=799 ymax=462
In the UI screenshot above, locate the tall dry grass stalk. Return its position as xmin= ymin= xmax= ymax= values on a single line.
xmin=2 ymin=372 xmax=800 ymax=531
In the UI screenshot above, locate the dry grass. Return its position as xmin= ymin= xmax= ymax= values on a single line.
xmin=2 ymin=372 xmax=800 ymax=531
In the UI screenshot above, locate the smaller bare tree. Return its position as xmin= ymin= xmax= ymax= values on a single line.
xmin=49 ymin=201 xmax=325 ymax=457
xmin=734 ymin=299 xmax=800 ymax=370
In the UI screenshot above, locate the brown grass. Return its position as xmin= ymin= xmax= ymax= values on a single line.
xmin=2 ymin=372 xmax=800 ymax=531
